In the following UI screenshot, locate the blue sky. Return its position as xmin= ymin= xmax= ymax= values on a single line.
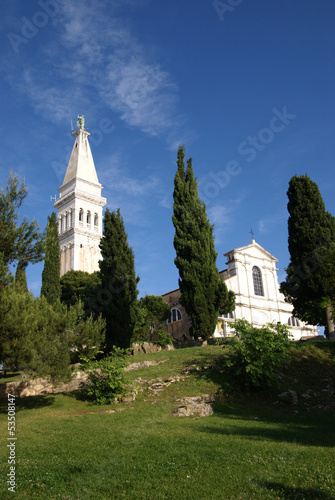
xmin=1 ymin=0 xmax=334 ymax=298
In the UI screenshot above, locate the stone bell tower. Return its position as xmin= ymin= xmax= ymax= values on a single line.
xmin=54 ymin=116 xmax=107 ymax=276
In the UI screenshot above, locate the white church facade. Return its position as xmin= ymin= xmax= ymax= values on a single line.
xmin=162 ymin=240 xmax=318 ymax=341
xmin=54 ymin=116 xmax=106 ymax=276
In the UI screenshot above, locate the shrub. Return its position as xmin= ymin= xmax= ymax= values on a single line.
xmin=226 ymin=320 xmax=291 ymax=388
xmin=82 ymin=347 xmax=129 ymax=405
xmin=155 ymin=326 xmax=173 ymax=348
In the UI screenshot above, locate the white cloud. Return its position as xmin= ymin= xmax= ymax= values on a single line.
xmin=9 ymin=0 xmax=192 ymax=146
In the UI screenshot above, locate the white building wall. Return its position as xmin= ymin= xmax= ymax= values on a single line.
xmin=214 ymin=241 xmax=318 ymax=341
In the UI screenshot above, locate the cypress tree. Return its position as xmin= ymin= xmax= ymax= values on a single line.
xmin=172 ymin=146 xmax=235 ymax=340
xmin=280 ymin=175 xmax=335 ymax=335
xmin=41 ymin=212 xmax=61 ymax=304
xmin=99 ymin=208 xmax=139 ymax=349
xmin=15 ymin=259 xmax=28 ymax=292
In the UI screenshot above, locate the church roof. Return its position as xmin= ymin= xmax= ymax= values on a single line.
xmin=61 ymin=118 xmax=100 ymax=187
xmin=224 ymin=239 xmax=278 ymax=262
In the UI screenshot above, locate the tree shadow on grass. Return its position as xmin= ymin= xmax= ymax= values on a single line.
xmin=0 ymin=394 xmax=55 ymax=413
xmin=198 ymin=401 xmax=335 ymax=448
xmin=258 ymin=481 xmax=334 ymax=499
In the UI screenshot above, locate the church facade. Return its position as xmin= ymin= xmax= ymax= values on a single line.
xmin=162 ymin=240 xmax=318 ymax=341
xmin=54 ymin=117 xmax=106 ymax=276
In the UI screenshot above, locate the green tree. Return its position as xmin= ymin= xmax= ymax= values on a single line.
xmin=280 ymin=175 xmax=335 ymax=336
xmin=0 ymin=171 xmax=43 ymax=268
xmin=133 ymin=295 xmax=171 ymax=342
xmin=60 ymin=270 xmax=101 ymax=309
xmin=99 ymin=208 xmax=139 ymax=349
xmin=15 ymin=259 xmax=28 ymax=292
xmin=41 ymin=212 xmax=61 ymax=304
xmin=0 ymin=285 xmax=105 ymax=378
xmin=172 ymin=146 xmax=235 ymax=340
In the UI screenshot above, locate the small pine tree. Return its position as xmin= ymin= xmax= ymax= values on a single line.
xmin=41 ymin=212 xmax=61 ymax=304
xmin=172 ymin=146 xmax=235 ymax=340
xmin=15 ymin=259 xmax=28 ymax=292
xmin=99 ymin=208 xmax=139 ymax=349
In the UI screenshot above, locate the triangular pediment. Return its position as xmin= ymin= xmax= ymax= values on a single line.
xmin=224 ymin=240 xmax=278 ymax=263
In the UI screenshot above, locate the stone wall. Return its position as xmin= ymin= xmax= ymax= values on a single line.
xmin=0 ymin=371 xmax=90 ymax=398
xmin=131 ymin=342 xmax=175 ymax=355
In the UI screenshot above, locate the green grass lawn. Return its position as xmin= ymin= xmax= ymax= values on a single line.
xmin=1 ymin=343 xmax=335 ymax=499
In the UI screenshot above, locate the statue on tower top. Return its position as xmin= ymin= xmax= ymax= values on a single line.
xmin=77 ymin=115 xmax=85 ymax=130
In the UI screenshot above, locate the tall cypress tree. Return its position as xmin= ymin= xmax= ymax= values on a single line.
xmin=99 ymin=208 xmax=139 ymax=349
xmin=280 ymin=175 xmax=335 ymax=335
xmin=15 ymin=259 xmax=28 ymax=292
xmin=41 ymin=212 xmax=61 ymax=304
xmin=172 ymin=146 xmax=235 ymax=340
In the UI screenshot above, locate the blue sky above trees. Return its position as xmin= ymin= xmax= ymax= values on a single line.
xmin=1 ymin=0 xmax=334 ymax=297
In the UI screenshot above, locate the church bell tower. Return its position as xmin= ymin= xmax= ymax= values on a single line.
xmin=54 ymin=116 xmax=107 ymax=276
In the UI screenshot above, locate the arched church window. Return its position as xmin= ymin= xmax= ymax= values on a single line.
xmin=65 ymin=211 xmax=68 ymax=230
xmin=79 ymin=208 xmax=84 ymax=225
xmin=252 ymin=266 xmax=264 ymax=296
xmin=94 ymin=213 xmax=98 ymax=230
xmin=87 ymin=210 xmax=91 ymax=226
xmin=167 ymin=308 xmax=182 ymax=324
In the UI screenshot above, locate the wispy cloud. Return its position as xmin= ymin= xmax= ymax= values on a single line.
xmin=9 ymin=0 xmax=192 ymax=147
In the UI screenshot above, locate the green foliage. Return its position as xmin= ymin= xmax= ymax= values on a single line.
xmin=81 ymin=347 xmax=129 ymax=405
xmin=60 ymin=270 xmax=101 ymax=310
xmin=226 ymin=320 xmax=291 ymax=388
xmin=0 ymin=171 xmax=44 ymax=268
xmin=99 ymin=208 xmax=139 ymax=350
xmin=280 ymin=175 xmax=335 ymax=329
xmin=172 ymin=146 xmax=235 ymax=340
xmin=14 ymin=259 xmax=28 ymax=292
xmin=0 ymin=285 xmax=105 ymax=379
xmin=41 ymin=212 xmax=61 ymax=304
xmin=132 ymin=295 xmax=170 ymax=342
xmin=155 ymin=325 xmax=173 ymax=348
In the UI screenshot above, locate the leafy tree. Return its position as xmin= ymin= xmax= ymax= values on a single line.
xmin=60 ymin=270 xmax=101 ymax=309
xmin=99 ymin=208 xmax=139 ymax=349
xmin=226 ymin=320 xmax=291 ymax=388
xmin=41 ymin=212 xmax=61 ymax=304
xmin=280 ymin=175 xmax=335 ymax=336
xmin=15 ymin=259 xmax=28 ymax=292
xmin=0 ymin=171 xmax=43 ymax=268
xmin=172 ymin=146 xmax=235 ymax=340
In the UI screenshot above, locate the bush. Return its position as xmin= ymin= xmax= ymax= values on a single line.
xmin=226 ymin=320 xmax=291 ymax=388
xmin=82 ymin=347 xmax=129 ymax=405
xmin=155 ymin=326 xmax=173 ymax=348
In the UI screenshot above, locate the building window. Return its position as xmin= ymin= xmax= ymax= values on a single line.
xmin=222 ymin=312 xmax=235 ymax=319
xmin=65 ymin=211 xmax=68 ymax=230
xmin=167 ymin=308 xmax=182 ymax=324
xmin=288 ymin=316 xmax=300 ymax=327
xmin=79 ymin=208 xmax=84 ymax=225
xmin=94 ymin=212 xmax=98 ymax=230
xmin=87 ymin=210 xmax=91 ymax=226
xmin=252 ymin=266 xmax=264 ymax=296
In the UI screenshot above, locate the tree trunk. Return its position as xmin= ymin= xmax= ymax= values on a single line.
xmin=325 ymin=304 xmax=335 ymax=339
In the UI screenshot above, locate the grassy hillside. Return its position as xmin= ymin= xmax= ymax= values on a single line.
xmin=0 ymin=341 xmax=335 ymax=499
